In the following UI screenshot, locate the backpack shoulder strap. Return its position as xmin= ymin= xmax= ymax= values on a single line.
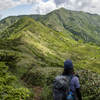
xmin=69 ymin=75 xmax=75 ymax=79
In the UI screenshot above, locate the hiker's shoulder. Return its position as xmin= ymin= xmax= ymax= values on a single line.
xmin=72 ymin=76 xmax=79 ymax=81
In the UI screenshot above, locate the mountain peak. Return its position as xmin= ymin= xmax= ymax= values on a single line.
xmin=59 ymin=7 xmax=66 ymax=10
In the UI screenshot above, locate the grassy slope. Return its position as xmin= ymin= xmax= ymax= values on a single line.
xmin=1 ymin=16 xmax=100 ymax=73
xmin=37 ymin=8 xmax=100 ymax=44
xmin=0 ymin=16 xmax=100 ymax=100
xmin=1 ymin=8 xmax=100 ymax=44
xmin=0 ymin=14 xmax=41 ymax=33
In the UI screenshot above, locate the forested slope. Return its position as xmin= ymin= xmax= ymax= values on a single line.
xmin=1 ymin=8 xmax=100 ymax=44
xmin=0 ymin=16 xmax=100 ymax=99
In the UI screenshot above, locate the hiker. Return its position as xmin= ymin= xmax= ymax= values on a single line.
xmin=53 ymin=59 xmax=82 ymax=100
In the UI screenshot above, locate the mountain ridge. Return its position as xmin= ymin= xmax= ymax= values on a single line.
xmin=0 ymin=15 xmax=100 ymax=100
xmin=0 ymin=14 xmax=42 ymax=33
xmin=37 ymin=7 xmax=100 ymax=44
xmin=1 ymin=16 xmax=100 ymax=73
xmin=1 ymin=7 xmax=100 ymax=44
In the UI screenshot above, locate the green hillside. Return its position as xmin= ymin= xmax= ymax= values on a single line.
xmin=0 ymin=14 xmax=41 ymax=33
xmin=37 ymin=8 xmax=100 ymax=44
xmin=1 ymin=8 xmax=100 ymax=44
xmin=1 ymin=16 xmax=100 ymax=73
xmin=0 ymin=16 xmax=100 ymax=100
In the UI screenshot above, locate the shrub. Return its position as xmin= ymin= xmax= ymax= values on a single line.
xmin=0 ymin=62 xmax=30 ymax=100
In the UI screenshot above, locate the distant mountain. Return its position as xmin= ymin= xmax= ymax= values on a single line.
xmin=1 ymin=7 xmax=100 ymax=44
xmin=0 ymin=14 xmax=42 ymax=33
xmin=0 ymin=8 xmax=100 ymax=44
xmin=0 ymin=16 xmax=42 ymax=38
xmin=37 ymin=8 xmax=100 ymax=44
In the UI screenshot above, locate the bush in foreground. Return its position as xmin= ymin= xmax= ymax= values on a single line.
xmin=0 ymin=62 xmax=30 ymax=100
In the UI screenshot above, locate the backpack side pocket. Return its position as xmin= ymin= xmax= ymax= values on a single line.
xmin=53 ymin=89 xmax=64 ymax=100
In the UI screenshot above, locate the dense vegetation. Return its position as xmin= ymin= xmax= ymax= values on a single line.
xmin=0 ymin=10 xmax=100 ymax=100
xmin=0 ymin=14 xmax=41 ymax=33
xmin=26 ymin=67 xmax=100 ymax=100
xmin=1 ymin=8 xmax=100 ymax=44
xmin=0 ymin=62 xmax=30 ymax=100
xmin=37 ymin=8 xmax=100 ymax=44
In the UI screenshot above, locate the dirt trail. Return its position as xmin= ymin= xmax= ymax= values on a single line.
xmin=33 ymin=86 xmax=42 ymax=100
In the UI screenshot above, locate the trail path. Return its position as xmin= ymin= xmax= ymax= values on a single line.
xmin=33 ymin=86 xmax=42 ymax=100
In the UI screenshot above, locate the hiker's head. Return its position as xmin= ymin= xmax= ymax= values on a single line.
xmin=62 ymin=59 xmax=74 ymax=75
xmin=64 ymin=59 xmax=73 ymax=69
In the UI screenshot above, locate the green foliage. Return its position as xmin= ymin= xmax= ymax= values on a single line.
xmin=23 ymin=67 xmax=61 ymax=86
xmin=41 ymin=85 xmax=53 ymax=100
xmin=0 ymin=62 xmax=30 ymax=100
xmin=1 ymin=15 xmax=100 ymax=73
xmin=0 ymin=51 xmax=19 ymax=69
xmin=89 ymin=42 xmax=96 ymax=45
xmin=1 ymin=7 xmax=100 ymax=44
xmin=76 ymin=69 xmax=100 ymax=100
xmin=0 ymin=37 xmax=21 ymax=51
xmin=0 ymin=12 xmax=100 ymax=100
xmin=23 ymin=67 xmax=100 ymax=100
xmin=36 ymin=8 xmax=100 ymax=44
xmin=0 ymin=15 xmax=41 ymax=33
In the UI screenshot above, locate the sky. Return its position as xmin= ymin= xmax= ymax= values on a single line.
xmin=0 ymin=0 xmax=100 ymax=20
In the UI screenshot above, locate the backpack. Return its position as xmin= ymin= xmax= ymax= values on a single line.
xmin=52 ymin=75 xmax=71 ymax=100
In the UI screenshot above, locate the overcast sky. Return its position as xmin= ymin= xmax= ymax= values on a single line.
xmin=0 ymin=0 xmax=100 ymax=20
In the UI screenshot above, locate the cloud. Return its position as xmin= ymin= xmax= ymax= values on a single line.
xmin=1 ymin=0 xmax=100 ymax=19
xmin=53 ymin=0 xmax=67 ymax=5
xmin=32 ymin=0 xmax=56 ymax=14
xmin=0 ymin=0 xmax=41 ymax=12
xmin=31 ymin=0 xmax=100 ymax=15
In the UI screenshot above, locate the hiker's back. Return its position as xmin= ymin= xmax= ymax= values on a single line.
xmin=53 ymin=75 xmax=71 ymax=100
xmin=53 ymin=60 xmax=82 ymax=100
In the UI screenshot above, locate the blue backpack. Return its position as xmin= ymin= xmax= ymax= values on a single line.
xmin=53 ymin=75 xmax=72 ymax=100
